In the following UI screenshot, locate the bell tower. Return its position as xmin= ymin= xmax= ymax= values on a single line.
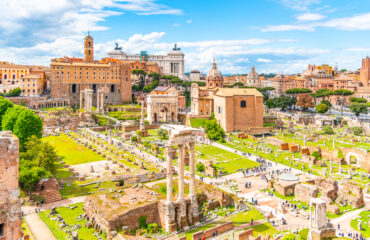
xmin=84 ymin=32 xmax=94 ymax=63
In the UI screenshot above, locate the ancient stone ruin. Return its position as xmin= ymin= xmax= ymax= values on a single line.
xmin=0 ymin=131 xmax=23 ymax=240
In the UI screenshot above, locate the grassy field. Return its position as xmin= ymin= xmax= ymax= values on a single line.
xmin=107 ymin=111 xmax=143 ymax=121
xmin=182 ymin=208 xmax=268 ymax=240
xmin=43 ymin=134 xmax=103 ymax=165
xmin=195 ymin=144 xmax=260 ymax=174
xmin=350 ymin=210 xmax=370 ymax=238
xmin=39 ymin=203 xmax=106 ymax=240
xmin=190 ymin=118 xmax=208 ymax=128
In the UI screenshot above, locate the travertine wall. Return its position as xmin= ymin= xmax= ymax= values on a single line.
xmin=0 ymin=131 xmax=23 ymax=240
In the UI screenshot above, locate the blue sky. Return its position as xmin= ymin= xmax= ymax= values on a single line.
xmin=1 ymin=0 xmax=370 ymax=74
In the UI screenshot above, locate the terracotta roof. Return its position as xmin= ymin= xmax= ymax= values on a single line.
xmin=214 ymin=88 xmax=263 ymax=97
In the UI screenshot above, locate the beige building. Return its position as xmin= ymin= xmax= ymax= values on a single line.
xmin=147 ymin=86 xmax=179 ymax=123
xmin=50 ymin=34 xmax=132 ymax=106
xmin=246 ymin=66 xmax=261 ymax=87
xmin=191 ymin=61 xmax=264 ymax=132
xmin=213 ymin=88 xmax=264 ymax=132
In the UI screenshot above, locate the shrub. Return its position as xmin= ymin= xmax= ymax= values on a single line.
xmin=139 ymin=216 xmax=147 ymax=229
xmin=351 ymin=126 xmax=363 ymax=136
xmin=157 ymin=128 xmax=168 ymax=140
xmin=322 ymin=125 xmax=334 ymax=135
xmin=131 ymin=136 xmax=138 ymax=142
xmin=315 ymin=103 xmax=328 ymax=113
xmin=196 ymin=163 xmax=205 ymax=172
xmin=312 ymin=151 xmax=321 ymax=160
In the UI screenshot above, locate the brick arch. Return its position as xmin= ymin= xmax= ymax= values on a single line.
xmin=341 ymin=148 xmax=369 ymax=171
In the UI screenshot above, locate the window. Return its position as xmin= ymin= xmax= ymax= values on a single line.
xmin=217 ymin=106 xmax=222 ymax=114
xmin=0 ymin=223 xmax=4 ymax=237
xmin=241 ymin=100 xmax=246 ymax=108
xmin=72 ymin=84 xmax=77 ymax=93
xmin=110 ymin=84 xmax=115 ymax=93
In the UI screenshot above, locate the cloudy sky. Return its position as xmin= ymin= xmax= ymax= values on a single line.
xmin=1 ymin=0 xmax=370 ymax=74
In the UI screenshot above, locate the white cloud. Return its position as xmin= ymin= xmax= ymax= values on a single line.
xmin=261 ymin=24 xmax=315 ymax=32
xmin=323 ymin=13 xmax=370 ymax=30
xmin=297 ymin=13 xmax=325 ymax=21
xmin=186 ymin=19 xmax=192 ymax=24
xmin=257 ymin=58 xmax=272 ymax=63
xmin=173 ymin=23 xmax=181 ymax=27
xmin=262 ymin=12 xmax=370 ymax=32
xmin=277 ymin=0 xmax=320 ymax=11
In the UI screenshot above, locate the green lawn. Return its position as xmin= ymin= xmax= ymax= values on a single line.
xmin=107 ymin=111 xmax=143 ymax=121
xmin=43 ymin=134 xmax=103 ymax=165
xmin=190 ymin=118 xmax=208 ymax=128
xmin=39 ymin=203 xmax=106 ymax=240
xmin=60 ymin=181 xmax=120 ymax=199
xmin=350 ymin=210 xmax=370 ymax=238
xmin=195 ymin=144 xmax=260 ymax=174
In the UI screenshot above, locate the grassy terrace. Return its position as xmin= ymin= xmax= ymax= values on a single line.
xmin=43 ymin=134 xmax=103 ymax=165
xmin=351 ymin=210 xmax=370 ymax=238
xmin=195 ymin=144 xmax=260 ymax=174
xmin=39 ymin=203 xmax=106 ymax=240
xmin=107 ymin=111 xmax=144 ymax=121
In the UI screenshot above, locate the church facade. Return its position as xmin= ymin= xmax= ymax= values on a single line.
xmin=191 ymin=61 xmax=264 ymax=132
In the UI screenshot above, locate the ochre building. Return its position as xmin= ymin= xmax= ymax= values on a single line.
xmin=50 ymin=34 xmax=132 ymax=107
xmin=191 ymin=61 xmax=264 ymax=132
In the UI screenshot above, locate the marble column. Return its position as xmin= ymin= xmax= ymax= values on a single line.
xmin=189 ymin=141 xmax=195 ymax=196
xmin=80 ymin=90 xmax=84 ymax=109
xmin=97 ymin=89 xmax=100 ymax=112
xmin=178 ymin=144 xmax=185 ymax=201
xmin=140 ymin=101 xmax=145 ymax=130
xmin=166 ymin=145 xmax=173 ymax=202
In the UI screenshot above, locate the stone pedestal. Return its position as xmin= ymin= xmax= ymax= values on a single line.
xmin=190 ymin=194 xmax=199 ymax=224
xmin=178 ymin=200 xmax=188 ymax=229
xmin=165 ymin=202 xmax=177 ymax=232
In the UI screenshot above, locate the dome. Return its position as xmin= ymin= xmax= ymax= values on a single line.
xmin=191 ymin=70 xmax=200 ymax=73
xmin=207 ymin=60 xmax=223 ymax=79
xmin=168 ymin=50 xmax=184 ymax=56
xmin=247 ymin=66 xmax=258 ymax=79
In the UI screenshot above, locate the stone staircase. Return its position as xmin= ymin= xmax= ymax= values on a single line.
xmin=42 ymin=189 xmax=62 ymax=203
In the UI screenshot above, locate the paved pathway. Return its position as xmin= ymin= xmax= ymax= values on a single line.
xmin=25 ymin=214 xmax=56 ymax=240
xmin=22 ymin=196 xmax=85 ymax=216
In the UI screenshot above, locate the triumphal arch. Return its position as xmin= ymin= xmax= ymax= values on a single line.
xmin=162 ymin=125 xmax=199 ymax=232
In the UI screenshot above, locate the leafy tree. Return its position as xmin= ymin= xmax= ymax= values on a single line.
xmin=337 ymin=149 xmax=344 ymax=159
xmin=196 ymin=163 xmax=205 ymax=172
xmin=274 ymin=96 xmax=295 ymax=110
xmin=0 ymin=97 xmax=14 ymax=129
xmin=0 ymin=87 xmax=22 ymax=97
xmin=315 ymin=103 xmax=329 ymax=114
xmin=349 ymin=103 xmax=368 ymax=117
xmin=311 ymin=151 xmax=321 ymax=160
xmin=142 ymin=80 xmax=159 ymax=92
xmin=296 ymin=93 xmax=314 ymax=111
xmin=320 ymin=99 xmax=332 ymax=108
xmin=233 ymin=82 xmax=244 ymax=87
xmin=194 ymin=81 xmax=206 ymax=87
xmin=311 ymin=89 xmax=333 ymax=105
xmin=19 ymin=166 xmax=50 ymax=195
xmin=265 ymin=99 xmax=276 ymax=108
xmin=20 ymin=136 xmax=59 ymax=174
xmin=322 ymin=125 xmax=334 ymax=135
xmin=340 ymin=69 xmax=347 ymax=72
xmin=182 ymin=90 xmax=191 ymax=107
xmin=169 ymin=77 xmax=182 ymax=85
xmin=148 ymin=72 xmax=161 ymax=81
xmin=13 ymin=109 xmax=43 ymax=148
xmin=351 ymin=126 xmax=363 ymax=136
xmin=285 ymin=88 xmax=312 ymax=94
xmin=157 ymin=128 xmax=169 ymax=140
xmin=2 ymin=105 xmax=26 ymax=132
xmin=350 ymin=97 xmax=367 ymax=103
xmin=205 ymin=119 xmax=225 ymax=141
xmin=132 ymin=69 xmax=147 ymax=91
xmin=332 ymin=89 xmax=353 ymax=115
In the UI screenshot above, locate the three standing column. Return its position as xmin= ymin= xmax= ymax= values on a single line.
xmin=178 ymin=144 xmax=185 ymax=201
xmin=166 ymin=144 xmax=173 ymax=202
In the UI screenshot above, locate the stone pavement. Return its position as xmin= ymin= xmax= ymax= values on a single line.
xmin=25 ymin=214 xmax=56 ymax=240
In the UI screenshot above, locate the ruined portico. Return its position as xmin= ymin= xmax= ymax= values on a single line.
xmin=307 ymin=198 xmax=336 ymax=240
xmin=162 ymin=124 xmax=199 ymax=232
xmin=80 ymin=88 xmax=93 ymax=112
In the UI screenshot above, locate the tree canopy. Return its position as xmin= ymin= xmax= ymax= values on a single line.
xmin=0 ymin=97 xmax=14 ymax=129
xmin=315 ymin=103 xmax=329 ymax=114
xmin=285 ymin=88 xmax=312 ymax=94
xmin=349 ymin=103 xmax=368 ymax=117
xmin=12 ymin=108 xmax=43 ymax=148
xmin=350 ymin=97 xmax=367 ymax=103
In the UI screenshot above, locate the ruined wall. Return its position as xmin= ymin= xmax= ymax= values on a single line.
xmin=294 ymin=184 xmax=318 ymax=202
xmin=0 ymin=131 xmax=23 ymax=240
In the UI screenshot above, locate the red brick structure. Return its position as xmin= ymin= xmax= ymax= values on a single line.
xmin=0 ymin=131 xmax=23 ymax=240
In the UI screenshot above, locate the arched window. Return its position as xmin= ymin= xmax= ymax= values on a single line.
xmin=88 ymin=42 xmax=91 ymax=47
xmin=72 ymin=84 xmax=76 ymax=93
xmin=241 ymin=100 xmax=246 ymax=108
